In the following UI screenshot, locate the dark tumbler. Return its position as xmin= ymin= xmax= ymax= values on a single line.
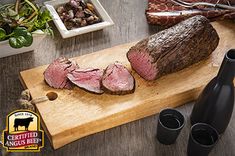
xmin=191 ymin=49 xmax=235 ymax=134
xmin=187 ymin=123 xmax=219 ymax=156
xmin=157 ymin=108 xmax=185 ymax=145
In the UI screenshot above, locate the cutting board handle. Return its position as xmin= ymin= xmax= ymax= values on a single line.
xmin=31 ymin=92 xmax=58 ymax=104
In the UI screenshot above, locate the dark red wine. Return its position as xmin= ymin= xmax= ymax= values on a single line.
xmin=192 ymin=129 xmax=215 ymax=145
xmin=161 ymin=114 xmax=181 ymax=129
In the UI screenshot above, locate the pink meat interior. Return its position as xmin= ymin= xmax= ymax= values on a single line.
xmin=44 ymin=57 xmax=76 ymax=89
xmin=127 ymin=51 xmax=156 ymax=80
xmin=102 ymin=63 xmax=134 ymax=91
xmin=67 ymin=68 xmax=104 ymax=93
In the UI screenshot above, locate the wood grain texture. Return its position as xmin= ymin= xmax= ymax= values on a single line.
xmin=1 ymin=0 xmax=235 ymax=155
xmin=19 ymin=20 xmax=235 ymax=149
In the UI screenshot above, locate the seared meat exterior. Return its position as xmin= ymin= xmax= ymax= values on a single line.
xmin=101 ymin=62 xmax=135 ymax=95
xmin=127 ymin=15 xmax=219 ymax=80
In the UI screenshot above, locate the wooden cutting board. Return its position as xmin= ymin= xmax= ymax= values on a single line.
xmin=20 ymin=21 xmax=235 ymax=149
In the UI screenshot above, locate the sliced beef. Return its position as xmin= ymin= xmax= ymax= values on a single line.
xmin=67 ymin=68 xmax=104 ymax=94
xmin=44 ymin=57 xmax=77 ymax=89
xmin=101 ymin=62 xmax=135 ymax=95
xmin=127 ymin=15 xmax=219 ymax=81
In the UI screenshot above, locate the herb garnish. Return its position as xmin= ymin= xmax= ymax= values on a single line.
xmin=0 ymin=0 xmax=53 ymax=48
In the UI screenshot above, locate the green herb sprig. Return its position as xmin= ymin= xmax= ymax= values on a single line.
xmin=0 ymin=0 xmax=53 ymax=48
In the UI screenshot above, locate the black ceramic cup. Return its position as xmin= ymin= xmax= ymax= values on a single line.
xmin=187 ymin=123 xmax=219 ymax=156
xmin=157 ymin=108 xmax=185 ymax=145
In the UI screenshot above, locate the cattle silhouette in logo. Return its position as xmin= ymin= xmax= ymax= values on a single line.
xmin=14 ymin=117 xmax=33 ymax=131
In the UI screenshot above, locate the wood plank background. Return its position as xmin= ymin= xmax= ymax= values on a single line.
xmin=0 ymin=0 xmax=235 ymax=155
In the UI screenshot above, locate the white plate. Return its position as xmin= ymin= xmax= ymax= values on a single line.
xmin=44 ymin=0 xmax=114 ymax=38
xmin=0 ymin=31 xmax=46 ymax=58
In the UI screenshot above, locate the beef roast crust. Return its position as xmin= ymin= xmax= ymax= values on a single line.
xmin=127 ymin=15 xmax=219 ymax=80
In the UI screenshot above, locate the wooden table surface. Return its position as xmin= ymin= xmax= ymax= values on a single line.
xmin=0 ymin=0 xmax=235 ymax=155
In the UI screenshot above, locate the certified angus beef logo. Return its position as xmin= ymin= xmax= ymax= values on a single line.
xmin=2 ymin=110 xmax=44 ymax=152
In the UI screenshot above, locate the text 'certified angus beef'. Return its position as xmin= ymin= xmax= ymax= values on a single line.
xmin=44 ymin=57 xmax=78 ymax=89
xmin=127 ymin=15 xmax=219 ymax=81
xmin=67 ymin=68 xmax=104 ymax=94
xmin=101 ymin=62 xmax=135 ymax=95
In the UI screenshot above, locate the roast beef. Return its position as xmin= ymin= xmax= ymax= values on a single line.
xmin=67 ymin=68 xmax=104 ymax=94
xmin=101 ymin=62 xmax=135 ymax=95
xmin=127 ymin=15 xmax=219 ymax=81
xmin=44 ymin=57 xmax=77 ymax=89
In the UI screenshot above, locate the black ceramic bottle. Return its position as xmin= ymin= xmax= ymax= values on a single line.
xmin=191 ymin=49 xmax=235 ymax=134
